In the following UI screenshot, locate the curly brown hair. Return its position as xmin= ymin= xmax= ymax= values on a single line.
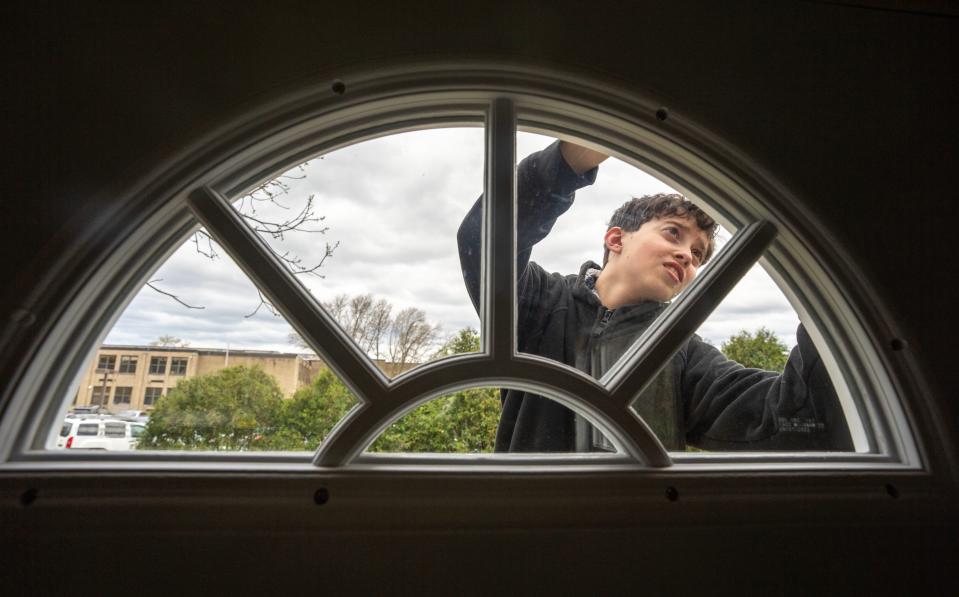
xmin=603 ymin=194 xmax=718 ymax=266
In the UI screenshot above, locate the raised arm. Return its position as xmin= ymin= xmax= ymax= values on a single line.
xmin=560 ymin=141 xmax=608 ymax=175
xmin=457 ymin=140 xmax=603 ymax=313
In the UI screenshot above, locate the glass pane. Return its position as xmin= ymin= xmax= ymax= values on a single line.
xmin=104 ymin=422 xmax=126 ymax=438
xmin=499 ymin=132 xmax=709 ymax=452
xmin=512 ymin=131 xmax=702 ymax=374
xmin=502 ymin=132 xmax=858 ymax=453
xmin=77 ymin=424 xmax=98 ymax=436
xmin=53 ymin=230 xmax=358 ymax=453
xmin=230 ymin=127 xmax=485 ymax=378
xmin=365 ymin=386 xmax=503 ymax=454
xmin=678 ymin=241 xmax=862 ymax=453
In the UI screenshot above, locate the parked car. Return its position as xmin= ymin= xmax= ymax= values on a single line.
xmin=69 ymin=405 xmax=106 ymax=415
xmin=57 ymin=416 xmax=146 ymax=450
xmin=116 ymin=409 xmax=150 ymax=423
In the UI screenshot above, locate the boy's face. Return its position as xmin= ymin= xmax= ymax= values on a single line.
xmin=607 ymin=215 xmax=710 ymax=303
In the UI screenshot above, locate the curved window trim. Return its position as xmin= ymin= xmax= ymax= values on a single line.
xmin=0 ymin=64 xmax=922 ymax=472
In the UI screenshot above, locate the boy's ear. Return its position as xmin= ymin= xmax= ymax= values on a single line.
xmin=604 ymin=227 xmax=624 ymax=256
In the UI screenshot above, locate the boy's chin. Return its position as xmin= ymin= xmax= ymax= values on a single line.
xmin=630 ymin=289 xmax=674 ymax=304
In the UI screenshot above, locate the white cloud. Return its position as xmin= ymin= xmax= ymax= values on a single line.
xmin=106 ymin=128 xmax=802 ymax=357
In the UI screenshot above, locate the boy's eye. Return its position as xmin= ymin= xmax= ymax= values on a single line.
xmin=664 ymin=226 xmax=679 ymax=237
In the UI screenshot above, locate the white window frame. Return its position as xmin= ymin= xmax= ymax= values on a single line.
xmin=0 ymin=65 xmax=922 ymax=473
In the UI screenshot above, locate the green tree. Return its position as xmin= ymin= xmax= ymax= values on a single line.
xmin=720 ymin=327 xmax=789 ymax=372
xmin=371 ymin=327 xmax=500 ymax=452
xmin=269 ymin=327 xmax=501 ymax=452
xmin=433 ymin=326 xmax=481 ymax=357
xmin=264 ymin=369 xmax=359 ymax=451
xmin=139 ymin=365 xmax=284 ymax=450
xmin=369 ymin=386 xmax=500 ymax=453
xmin=288 ymin=293 xmax=440 ymax=375
xmin=139 ymin=329 xmax=501 ymax=453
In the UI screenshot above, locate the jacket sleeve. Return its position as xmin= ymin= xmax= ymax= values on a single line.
xmin=681 ymin=324 xmax=854 ymax=451
xmin=457 ymin=140 xmax=597 ymax=325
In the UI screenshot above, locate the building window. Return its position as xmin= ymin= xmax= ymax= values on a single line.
xmin=118 ymin=356 xmax=138 ymax=374
xmin=149 ymin=357 xmax=167 ymax=375
xmin=91 ymin=386 xmax=110 ymax=405
xmin=97 ymin=354 xmax=116 ymax=371
xmin=169 ymin=358 xmax=188 ymax=376
xmin=143 ymin=387 xmax=163 ymax=406
xmin=113 ymin=386 xmax=132 ymax=404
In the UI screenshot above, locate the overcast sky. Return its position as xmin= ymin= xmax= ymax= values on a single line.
xmin=106 ymin=129 xmax=800 ymax=357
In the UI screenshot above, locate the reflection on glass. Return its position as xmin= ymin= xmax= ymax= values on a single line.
xmin=231 ymin=127 xmax=485 ymax=378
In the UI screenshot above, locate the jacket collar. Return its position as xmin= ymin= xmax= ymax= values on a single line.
xmin=576 ymin=260 xmax=667 ymax=321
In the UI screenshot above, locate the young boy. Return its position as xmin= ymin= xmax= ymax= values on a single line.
xmin=458 ymin=140 xmax=853 ymax=452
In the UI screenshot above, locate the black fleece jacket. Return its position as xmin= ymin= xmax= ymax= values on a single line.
xmin=458 ymin=141 xmax=853 ymax=452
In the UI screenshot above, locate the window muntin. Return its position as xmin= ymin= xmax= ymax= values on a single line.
xmin=148 ymin=357 xmax=167 ymax=375
xmin=61 ymin=235 xmax=367 ymax=453
xmin=112 ymin=387 xmax=132 ymax=405
xmin=503 ymin=132 xmax=861 ymax=454
xmin=97 ymin=354 xmax=116 ymax=371
xmin=143 ymin=387 xmax=162 ymax=406
xmin=229 ymin=127 xmax=484 ymax=379
xmin=51 ymin=132 xmax=863 ymax=460
xmin=13 ymin=80 xmax=909 ymax=469
xmin=118 ymin=356 xmax=137 ymax=374
xmin=90 ymin=386 xmax=110 ymax=405
xmin=664 ymin=251 xmax=856 ymax=453
xmin=169 ymin=358 xmax=188 ymax=376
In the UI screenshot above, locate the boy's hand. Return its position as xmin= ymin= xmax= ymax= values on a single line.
xmin=559 ymin=141 xmax=609 ymax=175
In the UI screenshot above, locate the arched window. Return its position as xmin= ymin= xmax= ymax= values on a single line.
xmin=3 ymin=66 xmax=918 ymax=471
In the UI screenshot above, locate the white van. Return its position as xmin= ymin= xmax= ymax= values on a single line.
xmin=57 ymin=416 xmax=145 ymax=450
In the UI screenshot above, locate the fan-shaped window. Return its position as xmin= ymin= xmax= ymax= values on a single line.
xmin=2 ymin=67 xmax=917 ymax=471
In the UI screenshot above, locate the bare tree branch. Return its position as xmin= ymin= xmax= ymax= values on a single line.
xmin=386 ymin=306 xmax=441 ymax=376
xmin=289 ymin=294 xmax=440 ymax=375
xmin=146 ymin=280 xmax=205 ymax=310
xmin=241 ymin=194 xmax=329 ymax=239
xmin=282 ymin=240 xmax=339 ymax=278
xmin=150 ymin=162 xmax=339 ymax=313
xmin=191 ymin=230 xmax=219 ymax=259
xmin=244 ymin=289 xmax=280 ymax=319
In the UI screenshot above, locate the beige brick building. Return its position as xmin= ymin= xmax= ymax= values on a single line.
xmin=73 ymin=345 xmax=326 ymax=412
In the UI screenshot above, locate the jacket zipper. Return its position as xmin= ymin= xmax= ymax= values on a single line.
xmin=594 ymin=308 xmax=613 ymax=337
